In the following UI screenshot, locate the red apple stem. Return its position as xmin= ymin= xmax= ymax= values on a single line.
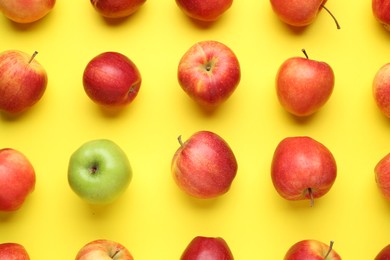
xmin=111 ymin=249 xmax=120 ymax=258
xmin=29 ymin=51 xmax=38 ymax=64
xmin=308 ymin=188 xmax=314 ymax=207
xmin=321 ymin=5 xmax=341 ymax=30
xmin=301 ymin=49 xmax=309 ymax=59
xmin=178 ymin=135 xmax=184 ymax=147
xmin=324 ymin=240 xmax=335 ymax=259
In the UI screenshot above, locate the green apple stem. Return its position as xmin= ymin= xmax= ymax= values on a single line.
xmin=321 ymin=5 xmax=341 ymax=30
xmin=324 ymin=240 xmax=335 ymax=259
xmin=29 ymin=51 xmax=38 ymax=64
xmin=301 ymin=49 xmax=309 ymax=59
xmin=308 ymin=187 xmax=314 ymax=207
xmin=178 ymin=135 xmax=184 ymax=147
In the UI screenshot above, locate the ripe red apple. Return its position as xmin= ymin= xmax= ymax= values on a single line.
xmin=0 ymin=148 xmax=36 ymax=212
xmin=90 ymin=0 xmax=146 ymax=19
xmin=284 ymin=240 xmax=341 ymax=260
xmin=83 ymin=52 xmax=141 ymax=108
xmin=75 ymin=239 xmax=133 ymax=260
xmin=270 ymin=0 xmax=340 ymax=28
xmin=375 ymin=244 xmax=390 ymax=259
xmin=275 ymin=49 xmax=335 ymax=117
xmin=271 ymin=136 xmax=337 ymax=206
xmin=373 ymin=63 xmax=390 ymax=118
xmin=175 ymin=0 xmax=233 ymax=22
xmin=0 ymin=0 xmax=55 ymax=23
xmin=177 ymin=40 xmax=240 ymax=110
xmin=374 ymin=153 xmax=390 ymax=200
xmin=0 ymin=243 xmax=30 ymax=260
xmin=180 ymin=236 xmax=234 ymax=260
xmin=372 ymin=0 xmax=390 ymax=31
xmin=171 ymin=131 xmax=238 ymax=199
xmin=0 ymin=50 xmax=47 ymax=114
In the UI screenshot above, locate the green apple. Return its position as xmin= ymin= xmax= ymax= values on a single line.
xmin=68 ymin=139 xmax=132 ymax=205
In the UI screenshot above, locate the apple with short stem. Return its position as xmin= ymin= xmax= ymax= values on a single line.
xmin=275 ymin=49 xmax=335 ymax=117
xmin=0 ymin=50 xmax=47 ymax=114
xmin=175 ymin=0 xmax=233 ymax=22
xmin=75 ymin=239 xmax=133 ymax=260
xmin=0 ymin=243 xmax=30 ymax=260
xmin=0 ymin=0 xmax=55 ymax=23
xmin=181 ymin=236 xmax=234 ymax=260
xmin=177 ymin=40 xmax=240 ymax=111
xmin=270 ymin=0 xmax=340 ymax=29
xmin=271 ymin=136 xmax=337 ymax=206
xmin=373 ymin=63 xmax=390 ymax=118
xmin=375 ymin=244 xmax=390 ymax=259
xmin=171 ymin=131 xmax=238 ymax=199
xmin=284 ymin=240 xmax=341 ymax=260
xmin=90 ymin=0 xmax=146 ymax=19
xmin=372 ymin=0 xmax=390 ymax=31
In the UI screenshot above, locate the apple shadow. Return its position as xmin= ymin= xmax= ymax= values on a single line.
xmin=0 ymin=211 xmax=17 ymax=222
xmin=99 ymin=7 xmax=146 ymax=27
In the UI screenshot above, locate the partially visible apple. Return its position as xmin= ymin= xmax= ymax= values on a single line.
xmin=171 ymin=131 xmax=238 ymax=199
xmin=177 ymin=40 xmax=240 ymax=110
xmin=275 ymin=49 xmax=335 ymax=117
xmin=372 ymin=0 xmax=390 ymax=31
xmin=175 ymin=0 xmax=233 ymax=22
xmin=0 ymin=50 xmax=47 ymax=114
xmin=90 ymin=0 xmax=146 ymax=19
xmin=83 ymin=52 xmax=141 ymax=109
xmin=0 ymin=243 xmax=30 ymax=260
xmin=181 ymin=236 xmax=234 ymax=260
xmin=270 ymin=0 xmax=340 ymax=28
xmin=375 ymin=244 xmax=390 ymax=259
xmin=0 ymin=148 xmax=36 ymax=212
xmin=68 ymin=139 xmax=132 ymax=205
xmin=373 ymin=63 xmax=390 ymax=118
xmin=271 ymin=136 xmax=337 ymax=206
xmin=76 ymin=239 xmax=133 ymax=260
xmin=0 ymin=0 xmax=55 ymax=23
xmin=284 ymin=240 xmax=341 ymax=260
xmin=374 ymin=152 xmax=390 ymax=200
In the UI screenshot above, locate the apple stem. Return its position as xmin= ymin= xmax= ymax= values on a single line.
xmin=308 ymin=188 xmax=314 ymax=207
xmin=29 ymin=51 xmax=38 ymax=64
xmin=324 ymin=240 xmax=335 ymax=259
xmin=321 ymin=5 xmax=341 ymax=30
xmin=178 ymin=135 xmax=184 ymax=147
xmin=111 ymin=249 xmax=120 ymax=259
xmin=301 ymin=49 xmax=309 ymax=59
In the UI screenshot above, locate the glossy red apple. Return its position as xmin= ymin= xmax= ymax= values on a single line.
xmin=0 ymin=0 xmax=55 ymax=23
xmin=176 ymin=0 xmax=233 ymax=22
xmin=90 ymin=0 xmax=146 ymax=19
xmin=374 ymin=153 xmax=390 ymax=200
xmin=275 ymin=49 xmax=335 ymax=117
xmin=270 ymin=0 xmax=340 ymax=28
xmin=83 ymin=52 xmax=141 ymax=108
xmin=177 ymin=40 xmax=240 ymax=110
xmin=373 ymin=63 xmax=390 ymax=118
xmin=0 ymin=243 xmax=30 ymax=260
xmin=271 ymin=136 xmax=337 ymax=206
xmin=373 ymin=0 xmax=390 ymax=31
xmin=171 ymin=131 xmax=238 ymax=199
xmin=0 ymin=50 xmax=47 ymax=114
xmin=181 ymin=236 xmax=234 ymax=260
xmin=75 ymin=239 xmax=133 ymax=260
xmin=375 ymin=244 xmax=390 ymax=259
xmin=0 ymin=148 xmax=36 ymax=212
xmin=284 ymin=240 xmax=341 ymax=260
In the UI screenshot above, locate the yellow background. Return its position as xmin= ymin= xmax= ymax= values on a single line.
xmin=1 ymin=0 xmax=390 ymax=259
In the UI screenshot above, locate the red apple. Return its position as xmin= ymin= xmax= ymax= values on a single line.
xmin=0 ymin=0 xmax=55 ymax=23
xmin=284 ymin=240 xmax=341 ymax=260
xmin=0 ymin=50 xmax=47 ymax=114
xmin=270 ymin=0 xmax=340 ymax=28
xmin=373 ymin=63 xmax=390 ymax=118
xmin=90 ymin=0 xmax=146 ymax=19
xmin=181 ymin=236 xmax=234 ymax=260
xmin=375 ymin=244 xmax=390 ymax=259
xmin=0 ymin=243 xmax=30 ymax=260
xmin=373 ymin=0 xmax=390 ymax=31
xmin=0 ymin=148 xmax=35 ymax=212
xmin=177 ymin=40 xmax=240 ymax=110
xmin=75 ymin=239 xmax=133 ymax=260
xmin=171 ymin=131 xmax=238 ymax=199
xmin=374 ymin=153 xmax=390 ymax=200
xmin=175 ymin=0 xmax=233 ymax=22
xmin=275 ymin=49 xmax=335 ymax=117
xmin=271 ymin=136 xmax=337 ymax=206
xmin=83 ymin=52 xmax=141 ymax=108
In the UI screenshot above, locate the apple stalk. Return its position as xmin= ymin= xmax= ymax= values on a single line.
xmin=308 ymin=187 xmax=314 ymax=207
xmin=29 ymin=51 xmax=39 ymax=64
xmin=324 ymin=240 xmax=335 ymax=259
xmin=321 ymin=5 xmax=340 ymax=29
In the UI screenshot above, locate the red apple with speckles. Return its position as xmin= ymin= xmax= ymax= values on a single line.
xmin=0 ymin=243 xmax=30 ymax=260
xmin=175 ymin=0 xmax=233 ymax=22
xmin=181 ymin=236 xmax=234 ymax=260
xmin=83 ymin=52 xmax=141 ymax=109
xmin=275 ymin=49 xmax=335 ymax=117
xmin=271 ymin=136 xmax=337 ymax=206
xmin=373 ymin=0 xmax=390 ymax=31
xmin=90 ymin=0 xmax=145 ymax=19
xmin=284 ymin=240 xmax=341 ymax=260
xmin=373 ymin=63 xmax=390 ymax=118
xmin=75 ymin=239 xmax=133 ymax=260
xmin=374 ymin=152 xmax=390 ymax=200
xmin=171 ymin=131 xmax=237 ymax=199
xmin=178 ymin=40 xmax=240 ymax=110
xmin=375 ymin=244 xmax=390 ymax=259
xmin=0 ymin=0 xmax=55 ymax=23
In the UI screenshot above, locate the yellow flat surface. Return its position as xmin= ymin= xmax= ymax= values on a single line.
xmin=1 ymin=0 xmax=390 ymax=259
